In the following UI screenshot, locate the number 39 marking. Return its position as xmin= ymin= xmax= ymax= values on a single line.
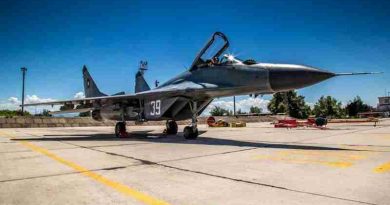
xmin=150 ymin=100 xmax=161 ymax=116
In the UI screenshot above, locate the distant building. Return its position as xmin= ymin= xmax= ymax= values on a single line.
xmin=377 ymin=96 xmax=390 ymax=112
xmin=358 ymin=96 xmax=390 ymax=118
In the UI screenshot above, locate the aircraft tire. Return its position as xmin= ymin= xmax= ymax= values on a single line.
xmin=166 ymin=120 xmax=178 ymax=135
xmin=183 ymin=126 xmax=198 ymax=140
xmin=115 ymin=122 xmax=126 ymax=137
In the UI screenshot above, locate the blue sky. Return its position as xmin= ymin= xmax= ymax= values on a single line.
xmin=1 ymin=0 xmax=389 ymax=112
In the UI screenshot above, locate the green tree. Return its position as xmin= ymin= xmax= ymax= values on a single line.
xmin=267 ymin=91 xmax=311 ymax=119
xmin=249 ymin=106 xmax=262 ymax=114
xmin=209 ymin=106 xmax=231 ymax=116
xmin=345 ymin=96 xmax=372 ymax=117
xmin=0 ymin=109 xmax=31 ymax=117
xmin=313 ymin=96 xmax=345 ymax=118
xmin=268 ymin=92 xmax=287 ymax=114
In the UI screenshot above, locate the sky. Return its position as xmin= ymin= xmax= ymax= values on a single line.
xmin=1 ymin=0 xmax=389 ymax=114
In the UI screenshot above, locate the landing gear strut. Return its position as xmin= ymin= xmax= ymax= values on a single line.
xmin=165 ymin=120 xmax=178 ymax=135
xmin=183 ymin=101 xmax=199 ymax=140
xmin=115 ymin=122 xmax=127 ymax=137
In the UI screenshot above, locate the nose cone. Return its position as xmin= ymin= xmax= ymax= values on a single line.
xmin=268 ymin=65 xmax=335 ymax=92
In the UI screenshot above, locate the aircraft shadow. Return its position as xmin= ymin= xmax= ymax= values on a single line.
xmin=12 ymin=131 xmax=357 ymax=151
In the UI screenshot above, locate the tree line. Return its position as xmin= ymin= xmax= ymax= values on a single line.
xmin=0 ymin=109 xmax=53 ymax=117
xmin=210 ymin=91 xmax=373 ymax=119
xmin=209 ymin=105 xmax=263 ymax=116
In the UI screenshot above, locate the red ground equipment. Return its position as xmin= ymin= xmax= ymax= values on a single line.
xmin=274 ymin=117 xmax=328 ymax=129
xmin=207 ymin=116 xmax=216 ymax=126
xmin=207 ymin=116 xmax=230 ymax=127
xmin=274 ymin=119 xmax=298 ymax=128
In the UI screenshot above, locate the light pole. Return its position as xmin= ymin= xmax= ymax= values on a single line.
xmin=21 ymin=67 xmax=27 ymax=115
xmin=233 ymin=96 xmax=236 ymax=116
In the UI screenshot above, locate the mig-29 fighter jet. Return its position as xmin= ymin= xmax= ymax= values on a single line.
xmin=23 ymin=32 xmax=378 ymax=139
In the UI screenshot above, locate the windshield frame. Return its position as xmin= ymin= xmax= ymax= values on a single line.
xmin=220 ymin=54 xmax=244 ymax=65
xmin=189 ymin=32 xmax=229 ymax=71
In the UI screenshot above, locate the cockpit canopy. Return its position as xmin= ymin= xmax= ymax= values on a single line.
xmin=189 ymin=32 xmax=257 ymax=70
xmin=189 ymin=32 xmax=229 ymax=70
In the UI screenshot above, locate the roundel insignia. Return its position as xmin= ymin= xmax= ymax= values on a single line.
xmin=87 ymin=79 xmax=90 ymax=88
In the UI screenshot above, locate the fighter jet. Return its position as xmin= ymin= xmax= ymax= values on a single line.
xmin=23 ymin=32 xmax=378 ymax=139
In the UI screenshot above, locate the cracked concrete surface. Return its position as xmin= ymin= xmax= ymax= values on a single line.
xmin=1 ymin=121 xmax=390 ymax=205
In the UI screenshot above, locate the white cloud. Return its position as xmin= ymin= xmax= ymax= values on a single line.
xmin=0 ymin=97 xmax=22 ymax=110
xmin=1 ymin=95 xmax=57 ymax=114
xmin=25 ymin=95 xmax=55 ymax=104
xmin=202 ymin=97 xmax=270 ymax=116
xmin=0 ymin=101 xmax=18 ymax=110
xmin=8 ymin=97 xmax=20 ymax=104
xmin=0 ymin=92 xmax=88 ymax=115
xmin=74 ymin=92 xmax=85 ymax=99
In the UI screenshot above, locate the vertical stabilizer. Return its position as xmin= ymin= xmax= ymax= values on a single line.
xmin=135 ymin=71 xmax=151 ymax=93
xmin=135 ymin=61 xmax=151 ymax=93
xmin=82 ymin=65 xmax=107 ymax=98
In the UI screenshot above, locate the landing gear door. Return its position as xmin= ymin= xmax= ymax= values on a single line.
xmin=144 ymin=98 xmax=177 ymax=120
xmin=189 ymin=32 xmax=229 ymax=71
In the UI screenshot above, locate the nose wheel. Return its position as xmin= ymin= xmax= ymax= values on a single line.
xmin=183 ymin=126 xmax=198 ymax=139
xmin=115 ymin=122 xmax=127 ymax=137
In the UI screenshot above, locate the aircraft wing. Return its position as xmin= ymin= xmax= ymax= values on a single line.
xmin=21 ymin=85 xmax=211 ymax=108
xmin=21 ymin=93 xmax=139 ymax=107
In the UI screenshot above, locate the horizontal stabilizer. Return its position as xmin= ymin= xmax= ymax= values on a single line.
xmin=335 ymin=72 xmax=383 ymax=76
xmin=49 ymin=108 xmax=92 ymax=115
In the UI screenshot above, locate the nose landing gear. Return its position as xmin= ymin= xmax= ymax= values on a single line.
xmin=183 ymin=101 xmax=199 ymax=140
xmin=183 ymin=126 xmax=198 ymax=139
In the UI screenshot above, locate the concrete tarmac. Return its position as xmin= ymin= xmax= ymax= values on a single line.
xmin=1 ymin=120 xmax=390 ymax=205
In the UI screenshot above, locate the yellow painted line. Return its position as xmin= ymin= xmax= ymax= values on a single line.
xmin=374 ymin=161 xmax=390 ymax=173
xmin=0 ymin=131 xmax=170 ymax=205
xmin=325 ymin=161 xmax=353 ymax=168
xmin=277 ymin=150 xmax=369 ymax=160
xmin=253 ymin=149 xmax=373 ymax=168
xmin=254 ymin=155 xmax=353 ymax=168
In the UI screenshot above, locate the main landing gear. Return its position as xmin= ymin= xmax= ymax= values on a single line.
xmin=183 ymin=101 xmax=199 ymax=140
xmin=165 ymin=120 xmax=178 ymax=135
xmin=115 ymin=121 xmax=127 ymax=137
xmin=115 ymin=106 xmax=128 ymax=138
